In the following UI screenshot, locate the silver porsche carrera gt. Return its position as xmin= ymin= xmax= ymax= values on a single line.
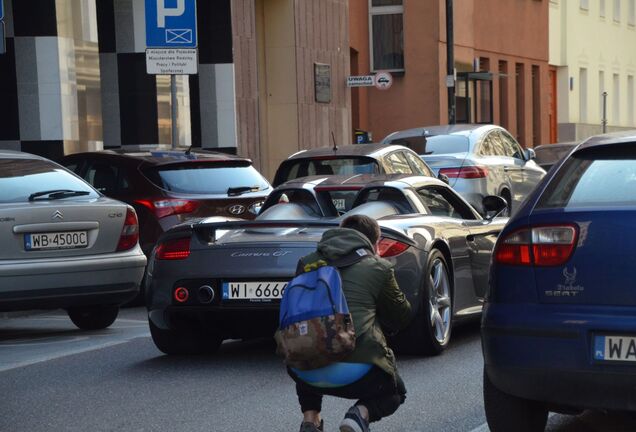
xmin=146 ymin=174 xmax=507 ymax=355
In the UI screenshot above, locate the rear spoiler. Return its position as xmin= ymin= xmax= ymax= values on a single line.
xmin=166 ymin=219 xmax=415 ymax=246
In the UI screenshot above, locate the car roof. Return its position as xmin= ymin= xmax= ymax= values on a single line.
xmin=65 ymin=147 xmax=251 ymax=165
xmin=285 ymin=143 xmax=410 ymax=160
xmin=0 ymin=150 xmax=47 ymax=161
xmin=276 ymin=173 xmax=444 ymax=189
xmin=383 ymin=123 xmax=499 ymax=142
xmin=576 ymin=130 xmax=636 ymax=151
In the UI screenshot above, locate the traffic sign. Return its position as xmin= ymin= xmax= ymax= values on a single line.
xmin=146 ymin=48 xmax=197 ymax=75
xmin=347 ymin=76 xmax=374 ymax=87
xmin=374 ymin=71 xmax=393 ymax=90
xmin=145 ymin=0 xmax=197 ymax=48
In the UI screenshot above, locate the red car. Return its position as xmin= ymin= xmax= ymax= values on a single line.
xmin=61 ymin=148 xmax=273 ymax=257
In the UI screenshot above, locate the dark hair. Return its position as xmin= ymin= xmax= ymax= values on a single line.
xmin=340 ymin=215 xmax=380 ymax=245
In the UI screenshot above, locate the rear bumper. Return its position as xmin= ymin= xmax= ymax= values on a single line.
xmin=482 ymin=302 xmax=636 ymax=411
xmin=0 ymin=248 xmax=147 ymax=310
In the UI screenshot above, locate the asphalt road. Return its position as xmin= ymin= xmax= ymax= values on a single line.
xmin=1 ymin=309 xmax=635 ymax=432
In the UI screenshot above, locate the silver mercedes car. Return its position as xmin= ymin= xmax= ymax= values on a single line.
xmin=382 ymin=124 xmax=546 ymax=214
xmin=0 ymin=150 xmax=146 ymax=330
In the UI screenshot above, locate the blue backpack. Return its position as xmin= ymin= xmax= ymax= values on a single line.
xmin=274 ymin=248 xmax=373 ymax=370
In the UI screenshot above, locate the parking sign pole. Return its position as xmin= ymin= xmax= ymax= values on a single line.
xmin=171 ymin=74 xmax=178 ymax=149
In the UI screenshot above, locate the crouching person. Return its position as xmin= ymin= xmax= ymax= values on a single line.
xmin=277 ymin=215 xmax=412 ymax=432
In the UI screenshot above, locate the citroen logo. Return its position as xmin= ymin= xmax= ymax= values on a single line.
xmin=228 ymin=204 xmax=246 ymax=215
xmin=52 ymin=210 xmax=64 ymax=220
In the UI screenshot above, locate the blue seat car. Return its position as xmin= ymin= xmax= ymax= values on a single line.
xmin=482 ymin=131 xmax=636 ymax=431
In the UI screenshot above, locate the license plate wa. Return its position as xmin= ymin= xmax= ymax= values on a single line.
xmin=594 ymin=335 xmax=636 ymax=362
xmin=25 ymin=231 xmax=89 ymax=251
xmin=222 ymin=281 xmax=288 ymax=301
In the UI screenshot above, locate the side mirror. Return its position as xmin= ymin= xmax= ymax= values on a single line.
xmin=482 ymin=195 xmax=508 ymax=219
xmin=524 ymin=148 xmax=536 ymax=161
xmin=437 ymin=173 xmax=450 ymax=184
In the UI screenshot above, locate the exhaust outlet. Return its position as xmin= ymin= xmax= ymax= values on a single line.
xmin=198 ymin=285 xmax=215 ymax=304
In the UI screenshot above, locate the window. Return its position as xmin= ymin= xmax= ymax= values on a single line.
xmin=369 ymin=0 xmax=404 ymax=71
xmin=538 ymin=147 xmax=636 ymax=209
xmin=386 ymin=151 xmax=412 ymax=174
xmin=601 ymin=0 xmax=606 ymax=17
xmin=599 ymin=70 xmax=606 ymax=119
xmin=579 ymin=68 xmax=588 ymax=123
xmin=613 ymin=73 xmax=620 ymax=123
xmin=614 ymin=0 xmax=621 ymax=22
xmin=629 ymin=75 xmax=635 ymax=125
xmin=499 ymin=131 xmax=525 ymax=160
xmin=580 ymin=0 xmax=589 ymax=10
xmin=403 ymin=151 xmax=434 ymax=177
xmin=417 ymin=187 xmax=475 ymax=220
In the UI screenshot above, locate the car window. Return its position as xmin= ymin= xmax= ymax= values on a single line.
xmin=478 ymin=135 xmax=495 ymax=156
xmin=386 ymin=152 xmax=412 ymax=174
xmin=260 ymin=189 xmax=323 ymax=216
xmin=417 ymin=186 xmax=476 ymax=220
xmin=537 ymin=146 xmax=636 ymax=209
xmin=143 ymin=162 xmax=270 ymax=194
xmin=274 ymin=157 xmax=380 ymax=185
xmin=499 ymin=131 xmax=525 ymax=159
xmin=353 ymin=186 xmax=414 ymax=214
xmin=390 ymin=134 xmax=469 ymax=155
xmin=85 ymin=162 xmax=130 ymax=195
xmin=488 ymin=132 xmax=507 ymax=157
xmin=0 ymin=158 xmax=98 ymax=203
xmin=404 ymin=151 xmax=434 ymax=177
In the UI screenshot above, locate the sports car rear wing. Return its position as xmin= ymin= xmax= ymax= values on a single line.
xmin=167 ymin=219 xmax=415 ymax=246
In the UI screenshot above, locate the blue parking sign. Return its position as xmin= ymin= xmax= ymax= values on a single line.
xmin=146 ymin=0 xmax=197 ymax=48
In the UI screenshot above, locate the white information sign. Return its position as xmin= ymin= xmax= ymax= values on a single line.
xmin=146 ymin=49 xmax=198 ymax=75
xmin=347 ymin=75 xmax=375 ymax=87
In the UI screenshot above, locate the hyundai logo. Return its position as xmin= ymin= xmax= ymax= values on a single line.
xmin=52 ymin=210 xmax=64 ymax=220
xmin=228 ymin=205 xmax=246 ymax=215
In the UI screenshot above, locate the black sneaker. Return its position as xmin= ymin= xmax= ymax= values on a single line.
xmin=339 ymin=406 xmax=370 ymax=432
xmin=299 ymin=420 xmax=324 ymax=432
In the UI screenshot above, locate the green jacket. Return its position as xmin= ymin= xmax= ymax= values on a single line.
xmin=299 ymin=228 xmax=412 ymax=377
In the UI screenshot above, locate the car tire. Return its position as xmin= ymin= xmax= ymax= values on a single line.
xmin=396 ymin=249 xmax=453 ymax=355
xmin=67 ymin=305 xmax=119 ymax=330
xmin=149 ymin=320 xmax=223 ymax=355
xmin=484 ymin=368 xmax=549 ymax=432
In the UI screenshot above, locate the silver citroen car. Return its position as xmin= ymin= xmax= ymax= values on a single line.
xmin=0 ymin=150 xmax=146 ymax=330
xmin=382 ymin=124 xmax=546 ymax=215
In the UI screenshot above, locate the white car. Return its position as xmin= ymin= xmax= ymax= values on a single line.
xmin=383 ymin=124 xmax=546 ymax=214
xmin=0 ymin=150 xmax=146 ymax=329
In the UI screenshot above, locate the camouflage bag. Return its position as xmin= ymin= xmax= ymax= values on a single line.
xmin=275 ymin=249 xmax=372 ymax=370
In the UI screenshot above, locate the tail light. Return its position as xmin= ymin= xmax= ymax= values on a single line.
xmin=377 ymin=237 xmax=410 ymax=258
xmin=156 ymin=237 xmax=191 ymax=260
xmin=116 ymin=208 xmax=139 ymax=251
xmin=135 ymin=199 xmax=199 ymax=219
xmin=495 ymin=225 xmax=578 ymax=266
xmin=439 ymin=166 xmax=489 ymax=179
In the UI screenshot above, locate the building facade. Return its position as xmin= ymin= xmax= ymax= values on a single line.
xmin=349 ymin=0 xmax=550 ymax=148
xmin=0 ymin=0 xmax=350 ymax=179
xmin=550 ymin=0 xmax=636 ymax=142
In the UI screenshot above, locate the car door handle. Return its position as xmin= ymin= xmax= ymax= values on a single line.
xmin=503 ymin=166 xmax=520 ymax=172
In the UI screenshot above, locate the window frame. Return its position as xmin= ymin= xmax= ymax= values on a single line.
xmin=368 ymin=0 xmax=405 ymax=73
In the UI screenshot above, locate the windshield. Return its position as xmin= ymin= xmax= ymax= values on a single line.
xmin=389 ymin=135 xmax=469 ymax=155
xmin=276 ymin=157 xmax=379 ymax=185
xmin=538 ymin=146 xmax=636 ymax=208
xmin=0 ymin=159 xmax=98 ymax=203
xmin=144 ymin=162 xmax=270 ymax=194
